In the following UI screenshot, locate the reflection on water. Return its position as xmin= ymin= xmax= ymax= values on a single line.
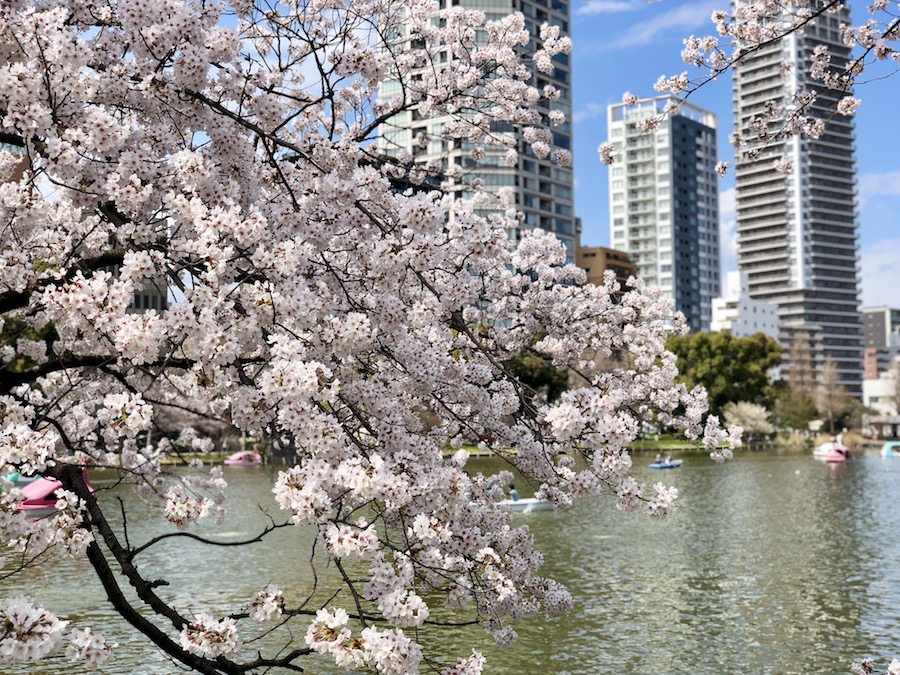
xmin=3 ymin=452 xmax=900 ymax=674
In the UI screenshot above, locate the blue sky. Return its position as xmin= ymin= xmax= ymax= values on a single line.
xmin=569 ymin=0 xmax=900 ymax=309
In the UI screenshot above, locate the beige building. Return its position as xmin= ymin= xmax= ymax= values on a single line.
xmin=576 ymin=245 xmax=637 ymax=293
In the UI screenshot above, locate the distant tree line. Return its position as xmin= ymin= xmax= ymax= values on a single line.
xmin=665 ymin=331 xmax=866 ymax=440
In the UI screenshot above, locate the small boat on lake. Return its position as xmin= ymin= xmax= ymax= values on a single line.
xmin=2 ymin=472 xmax=39 ymax=489
xmin=224 ymin=449 xmax=263 ymax=466
xmin=499 ymin=497 xmax=553 ymax=512
xmin=813 ymin=442 xmax=852 ymax=462
xmin=649 ymin=459 xmax=682 ymax=470
xmin=880 ymin=441 xmax=900 ymax=457
xmin=18 ymin=476 xmax=94 ymax=516
xmin=814 ymin=442 xmax=844 ymax=458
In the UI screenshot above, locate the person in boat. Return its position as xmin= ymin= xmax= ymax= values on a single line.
xmin=663 ymin=455 xmax=671 ymax=465
xmin=654 ymin=454 xmax=663 ymax=465
xmin=508 ymin=484 xmax=520 ymax=501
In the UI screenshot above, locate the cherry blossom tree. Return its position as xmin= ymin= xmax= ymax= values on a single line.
xmin=0 ymin=1 xmax=739 ymax=673
xmin=722 ymin=401 xmax=775 ymax=439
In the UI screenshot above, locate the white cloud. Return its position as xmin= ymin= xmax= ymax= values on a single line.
xmin=576 ymin=0 xmax=642 ymax=16
xmin=572 ymin=102 xmax=608 ymax=123
xmin=584 ymin=0 xmax=719 ymax=51
xmin=858 ymin=170 xmax=900 ymax=208
xmin=860 ymin=236 xmax=900 ymax=308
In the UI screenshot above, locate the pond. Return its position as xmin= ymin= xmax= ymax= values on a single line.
xmin=3 ymin=450 xmax=899 ymax=674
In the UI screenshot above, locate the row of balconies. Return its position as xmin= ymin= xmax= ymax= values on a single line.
xmin=734 ymin=162 xmax=790 ymax=182
xmin=807 ymin=186 xmax=858 ymax=202
xmin=805 ymin=243 xmax=858 ymax=259
xmin=805 ymin=174 xmax=856 ymax=190
xmin=742 ymin=246 xmax=792 ymax=260
xmin=737 ymin=236 xmax=789 ymax=252
xmin=733 ymin=60 xmax=785 ymax=83
xmin=806 ymin=135 xmax=857 ymax=153
xmin=806 ymin=214 xmax=858 ymax=230
xmin=807 ymin=202 xmax=857 ymax=218
xmin=736 ymin=190 xmax=787 ymax=209
xmin=625 ymin=161 xmax=654 ymax=172
xmin=806 ymin=154 xmax=858 ymax=172
xmin=736 ymin=208 xmax=790 ymax=225
xmin=806 ymin=223 xmax=857 ymax=237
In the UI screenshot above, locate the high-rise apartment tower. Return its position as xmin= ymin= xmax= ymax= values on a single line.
xmin=607 ymin=97 xmax=721 ymax=332
xmin=378 ymin=0 xmax=576 ymax=260
xmin=732 ymin=3 xmax=862 ymax=395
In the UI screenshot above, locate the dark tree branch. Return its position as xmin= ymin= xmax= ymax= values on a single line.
xmin=128 ymin=521 xmax=290 ymax=560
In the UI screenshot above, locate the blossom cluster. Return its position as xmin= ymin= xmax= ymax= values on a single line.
xmin=163 ymin=486 xmax=212 ymax=529
xmin=0 ymin=597 xmax=115 ymax=669
xmin=66 ymin=627 xmax=117 ymax=669
xmin=305 ymin=607 xmax=429 ymax=675
xmin=0 ymin=596 xmax=67 ymax=662
xmin=0 ymin=484 xmax=94 ymax=561
xmin=179 ymin=613 xmax=241 ymax=659
xmin=248 ymin=586 xmax=284 ymax=623
xmin=852 ymin=658 xmax=900 ymax=675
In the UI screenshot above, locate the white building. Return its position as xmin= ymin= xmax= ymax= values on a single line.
xmin=607 ymin=97 xmax=720 ymax=332
xmin=378 ymin=0 xmax=576 ymax=261
xmin=732 ymin=3 xmax=862 ymax=395
xmin=711 ymin=270 xmax=778 ymax=339
xmin=863 ymin=360 xmax=899 ymax=416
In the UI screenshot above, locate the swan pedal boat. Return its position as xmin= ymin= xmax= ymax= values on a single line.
xmin=813 ymin=443 xmax=852 ymax=462
xmin=18 ymin=477 xmax=95 ymax=517
xmin=224 ymin=450 xmax=263 ymax=466
xmin=881 ymin=441 xmax=900 ymax=458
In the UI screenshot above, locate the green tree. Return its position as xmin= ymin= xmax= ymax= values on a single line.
xmin=504 ymin=349 xmax=569 ymax=403
xmin=665 ymin=331 xmax=783 ymax=416
xmin=0 ymin=316 xmax=57 ymax=373
xmin=771 ymin=384 xmax=818 ymax=431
